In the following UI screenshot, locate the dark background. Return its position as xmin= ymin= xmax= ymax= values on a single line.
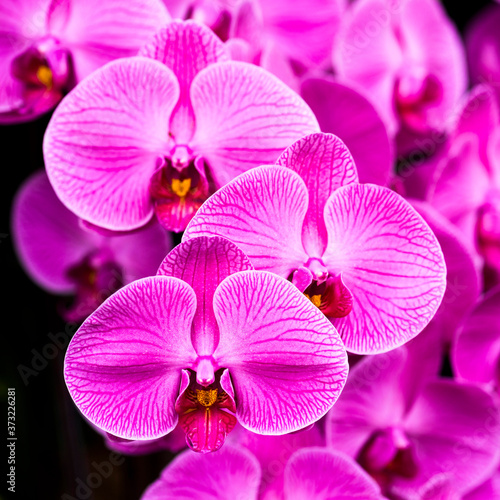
xmin=0 ymin=2 xmax=490 ymax=499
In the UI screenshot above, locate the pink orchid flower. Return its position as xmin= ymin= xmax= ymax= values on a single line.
xmin=0 ymin=0 xmax=170 ymax=123
xmin=12 ymin=170 xmax=171 ymax=322
xmin=184 ymin=132 xmax=447 ymax=354
xmin=333 ymin=0 xmax=467 ymax=156
xmin=141 ymin=443 xmax=384 ymax=499
xmin=64 ymin=236 xmax=348 ymax=453
xmin=464 ymin=465 xmax=500 ymax=500
xmin=43 ymin=20 xmax=319 ymax=233
xmin=326 ymin=344 xmax=500 ymax=498
xmin=428 ymin=85 xmax=500 ymax=275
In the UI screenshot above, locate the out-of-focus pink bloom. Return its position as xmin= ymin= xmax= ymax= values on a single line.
xmin=0 ymin=0 xmax=170 ymax=123
xmin=43 ymin=20 xmax=319 ymax=233
xmin=452 ymin=286 xmax=500 ymax=397
xmin=301 ymin=77 xmax=394 ymax=186
xmin=466 ymin=3 xmax=500 ymax=101
xmin=333 ymin=0 xmax=467 ymax=156
xmin=326 ymin=345 xmax=500 ymax=498
xmin=185 ymin=132 xmax=446 ymax=354
xmin=11 ymin=170 xmax=172 ymax=322
xmin=64 ymin=236 xmax=348 ymax=453
xmin=428 ymin=85 xmax=500 ymax=274
xmin=464 ymin=466 xmax=500 ymax=500
xmin=141 ymin=442 xmax=384 ymax=499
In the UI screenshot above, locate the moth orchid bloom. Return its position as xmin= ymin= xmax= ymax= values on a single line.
xmin=141 ymin=444 xmax=383 ymax=500
xmin=301 ymin=77 xmax=393 ymax=186
xmin=452 ymin=286 xmax=500 ymax=397
xmin=64 ymin=236 xmax=348 ymax=454
xmin=466 ymin=3 xmax=500 ymax=102
xmin=43 ymin=20 xmax=319 ymax=233
xmin=428 ymin=85 xmax=500 ymax=275
xmin=11 ymin=170 xmax=171 ymax=322
xmin=326 ymin=345 xmax=500 ymax=498
xmin=0 ymin=0 xmax=169 ymax=123
xmin=184 ymin=132 xmax=446 ymax=354
xmin=333 ymin=0 xmax=467 ymax=156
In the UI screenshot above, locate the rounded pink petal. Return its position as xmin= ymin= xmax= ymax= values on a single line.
xmin=284 ymin=448 xmax=384 ymax=499
xmin=190 ymin=61 xmax=319 ymax=187
xmin=44 ymin=57 xmax=179 ymax=231
xmin=157 ymin=236 xmax=252 ymax=356
xmin=141 ymin=445 xmax=261 ymax=500
xmin=213 ymin=271 xmax=348 ymax=435
xmin=301 ymin=78 xmax=393 ymax=187
xmin=64 ymin=276 xmax=198 ymax=440
xmin=48 ymin=0 xmax=171 ymax=81
xmin=184 ymin=166 xmax=309 ymax=278
xmin=276 ymin=132 xmax=358 ymax=257
xmin=322 ymin=184 xmax=446 ymax=354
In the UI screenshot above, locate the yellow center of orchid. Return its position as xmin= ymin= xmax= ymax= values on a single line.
xmin=196 ymin=389 xmax=218 ymax=407
xmin=171 ymin=178 xmax=191 ymax=198
xmin=304 ymin=293 xmax=322 ymax=308
xmin=37 ymin=65 xmax=53 ymax=88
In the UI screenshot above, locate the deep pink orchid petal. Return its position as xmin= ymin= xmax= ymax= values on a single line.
xmin=326 ymin=348 xmax=409 ymax=458
xmin=44 ymin=57 xmax=179 ymax=231
xmin=141 ymin=445 xmax=261 ymax=500
xmin=410 ymin=200 xmax=481 ymax=343
xmin=140 ymin=20 xmax=228 ymax=143
xmin=64 ymin=276 xmax=198 ymax=440
xmin=48 ymin=0 xmax=170 ymax=82
xmin=157 ymin=236 xmax=253 ymax=356
xmin=464 ymin=468 xmax=500 ymax=500
xmin=322 ymin=184 xmax=446 ymax=354
xmin=284 ymin=448 xmax=384 ymax=499
xmin=402 ymin=380 xmax=500 ymax=494
xmin=184 ymin=166 xmax=309 ymax=278
xmin=11 ymin=170 xmax=96 ymax=293
xmin=190 ymin=61 xmax=319 ymax=187
xmin=213 ymin=271 xmax=348 ymax=435
xmin=301 ymin=78 xmax=393 ymax=186
xmin=276 ymin=133 xmax=358 ymax=257
xmin=452 ymin=287 xmax=500 ymax=387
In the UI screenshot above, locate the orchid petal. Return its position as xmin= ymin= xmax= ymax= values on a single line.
xmin=402 ymin=380 xmax=500 ymax=494
xmin=142 ymin=445 xmax=261 ymax=500
xmin=301 ymin=78 xmax=393 ymax=186
xmin=322 ymin=184 xmax=446 ymax=354
xmin=213 ymin=271 xmax=348 ymax=435
xmin=44 ymin=57 xmax=179 ymax=231
xmin=157 ymin=236 xmax=252 ymax=356
xmin=190 ymin=61 xmax=319 ymax=187
xmin=184 ymin=166 xmax=309 ymax=278
xmin=276 ymin=132 xmax=358 ymax=256
xmin=140 ymin=20 xmax=228 ymax=142
xmin=48 ymin=0 xmax=170 ymax=82
xmin=284 ymin=448 xmax=383 ymax=499
xmin=452 ymin=287 xmax=500 ymax=387
xmin=64 ymin=276 xmax=197 ymax=440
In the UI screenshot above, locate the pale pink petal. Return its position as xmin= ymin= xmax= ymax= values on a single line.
xmin=140 ymin=20 xmax=228 ymax=142
xmin=276 ymin=132 xmax=358 ymax=256
xmin=402 ymin=380 xmax=500 ymax=494
xmin=213 ymin=271 xmax=348 ymax=435
xmin=64 ymin=276 xmax=198 ymax=440
xmin=190 ymin=61 xmax=319 ymax=187
xmin=141 ymin=445 xmax=261 ymax=500
xmin=301 ymin=78 xmax=393 ymax=186
xmin=322 ymin=184 xmax=446 ymax=354
xmin=284 ymin=448 xmax=384 ymax=499
xmin=48 ymin=0 xmax=170 ymax=81
xmin=44 ymin=57 xmax=179 ymax=231
xmin=184 ymin=166 xmax=309 ymax=278
xmin=157 ymin=236 xmax=252 ymax=356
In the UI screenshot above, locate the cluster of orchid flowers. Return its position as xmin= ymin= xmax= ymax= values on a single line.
xmin=7 ymin=0 xmax=500 ymax=498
